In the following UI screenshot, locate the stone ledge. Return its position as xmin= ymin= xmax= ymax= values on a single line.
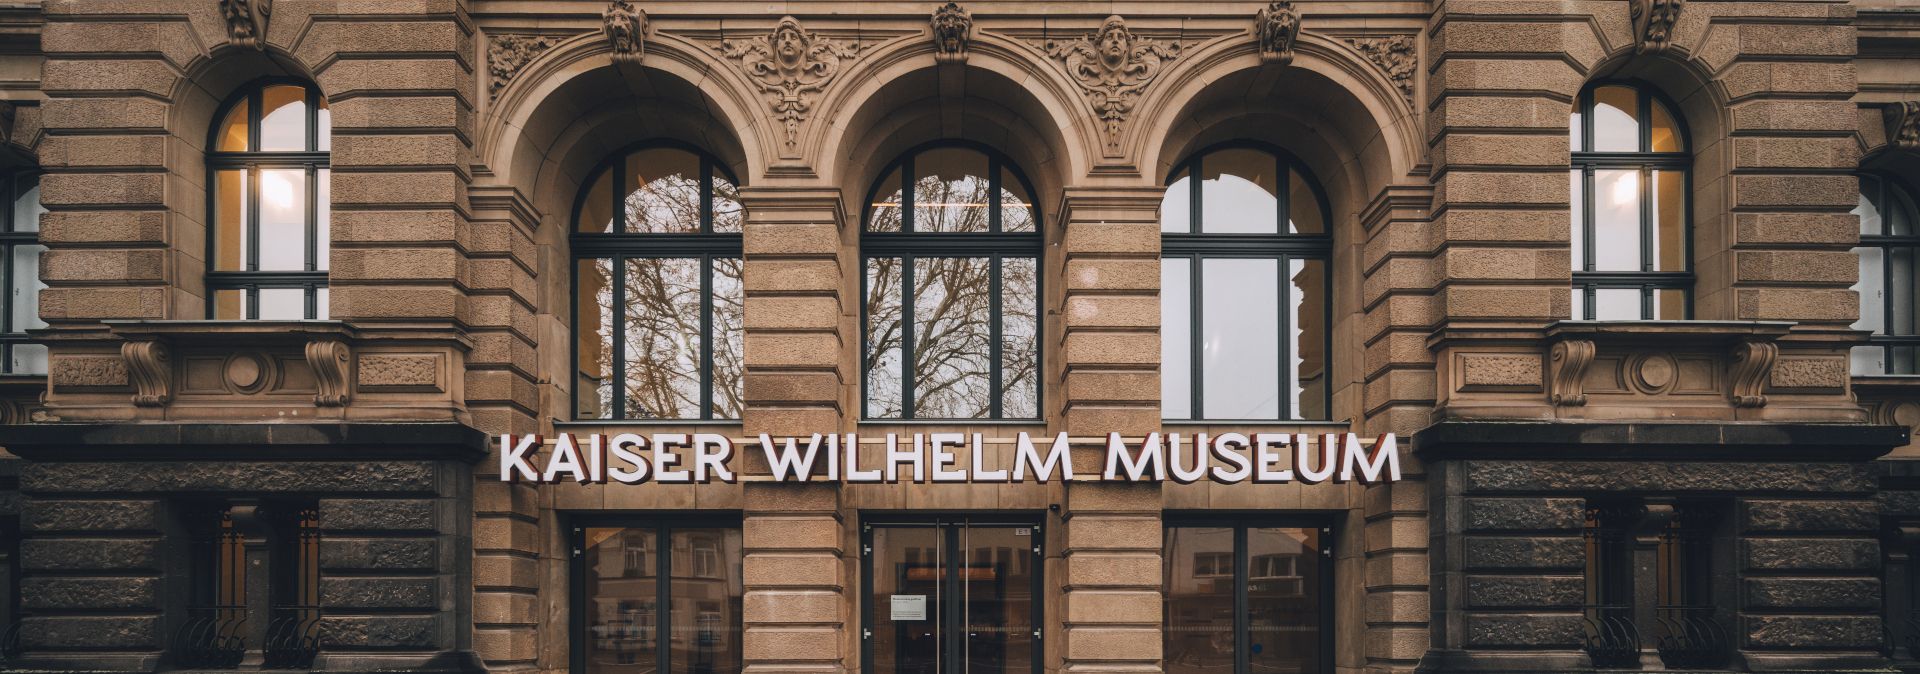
xmin=0 ymin=421 xmax=489 ymax=462
xmin=1412 ymin=420 xmax=1907 ymax=461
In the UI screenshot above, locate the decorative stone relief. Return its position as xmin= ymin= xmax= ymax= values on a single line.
xmin=1769 ymin=357 xmax=1847 ymax=391
xmin=220 ymin=0 xmax=272 ymax=50
xmin=931 ymin=2 xmax=973 ymax=65
xmin=223 ymin=353 xmax=270 ymax=394
xmin=604 ymin=0 xmax=650 ymax=66
xmin=1460 ymin=354 xmax=1543 ymax=390
xmin=1346 ymin=36 xmax=1415 ymax=107
xmin=1628 ymin=0 xmax=1683 ymax=56
xmin=1548 ymin=339 xmax=1595 ymax=406
xmin=1729 ymin=340 xmax=1778 ymax=408
xmin=719 ymin=16 xmax=864 ymax=152
xmin=305 ymin=338 xmax=352 ymax=407
xmin=51 ymin=356 xmax=129 ymax=390
xmin=488 ymin=34 xmax=566 ymax=101
xmin=1255 ymin=1 xmax=1301 ymax=67
xmin=1045 ymin=16 xmax=1183 ymax=154
xmin=1629 ymin=353 xmax=1678 ymax=395
xmin=1889 ymin=101 xmax=1919 ymax=152
xmin=359 ymin=354 xmax=442 ymax=390
xmin=122 ymin=340 xmax=172 ymax=407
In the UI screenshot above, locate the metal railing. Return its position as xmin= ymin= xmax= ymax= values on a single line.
xmin=173 ymin=605 xmax=248 ymax=669
xmin=1582 ymin=604 xmax=1640 ymax=669
xmin=263 ymin=605 xmax=321 ymax=670
xmin=1653 ymin=605 xmax=1729 ymax=669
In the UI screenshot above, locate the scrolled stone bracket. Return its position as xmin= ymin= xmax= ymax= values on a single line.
xmin=121 ymin=339 xmax=172 ymax=408
xmin=1628 ymin=0 xmax=1683 ymax=56
xmin=306 ymin=337 xmax=354 ymax=407
xmin=1889 ymin=101 xmax=1919 ymax=153
xmin=1729 ymin=339 xmax=1778 ymax=409
xmin=1548 ymin=339 xmax=1595 ymax=407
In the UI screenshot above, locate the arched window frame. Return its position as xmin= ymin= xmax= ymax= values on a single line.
xmin=569 ymin=140 xmax=745 ymax=420
xmin=1570 ymin=81 xmax=1694 ymax=320
xmin=205 ymin=78 xmax=331 ymax=320
xmin=859 ymin=140 xmax=1044 ymax=420
xmin=1853 ymin=172 xmax=1920 ymax=375
xmin=1160 ymin=141 xmax=1334 ymax=421
xmin=0 ymin=171 xmax=44 ymax=374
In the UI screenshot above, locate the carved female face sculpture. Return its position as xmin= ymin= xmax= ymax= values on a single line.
xmin=1097 ymin=19 xmax=1128 ymax=70
xmin=774 ymin=23 xmax=806 ymax=69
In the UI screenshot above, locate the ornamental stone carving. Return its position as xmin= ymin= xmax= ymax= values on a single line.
xmin=1890 ymin=101 xmax=1919 ymax=152
xmin=1548 ymin=339 xmax=1595 ymax=406
xmin=1255 ymin=1 xmax=1301 ymax=67
xmin=931 ymin=2 xmax=974 ymax=65
xmin=1730 ymin=339 xmax=1778 ymax=408
xmin=1045 ymin=16 xmax=1182 ymax=154
xmin=122 ymin=340 xmax=171 ymax=408
xmin=1346 ymin=36 xmax=1415 ymax=107
xmin=219 ymin=0 xmax=271 ymax=50
xmin=488 ymin=34 xmax=565 ymax=101
xmin=604 ymin=0 xmax=650 ymax=65
xmin=1629 ymin=0 xmax=1683 ymax=56
xmin=306 ymin=337 xmax=353 ymax=407
xmin=719 ymin=16 xmax=864 ymax=152
xmin=51 ymin=356 xmax=128 ymax=390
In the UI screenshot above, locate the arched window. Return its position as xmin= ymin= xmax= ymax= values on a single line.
xmin=1569 ymin=82 xmax=1691 ymax=320
xmin=572 ymin=143 xmax=744 ymax=420
xmin=1852 ymin=174 xmax=1920 ymax=375
xmin=207 ymin=81 xmax=331 ymax=319
xmin=861 ymin=142 xmax=1041 ymax=420
xmin=1 ymin=172 xmax=45 ymax=374
xmin=1160 ymin=143 xmax=1331 ymax=421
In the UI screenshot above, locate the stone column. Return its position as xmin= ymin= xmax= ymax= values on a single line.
xmin=1058 ymin=187 xmax=1162 ymax=674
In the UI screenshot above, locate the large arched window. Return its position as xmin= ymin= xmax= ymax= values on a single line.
xmin=572 ymin=142 xmax=744 ymax=420
xmin=1 ymin=172 xmax=45 ymax=374
xmin=1160 ymin=143 xmax=1331 ymax=421
xmin=1852 ymin=174 xmax=1920 ymax=375
xmin=1569 ymin=82 xmax=1691 ymax=320
xmin=861 ymin=142 xmax=1041 ymax=420
xmin=208 ymin=80 xmax=331 ymax=320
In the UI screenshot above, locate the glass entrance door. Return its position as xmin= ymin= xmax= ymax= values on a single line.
xmin=864 ymin=518 xmax=1042 ymax=674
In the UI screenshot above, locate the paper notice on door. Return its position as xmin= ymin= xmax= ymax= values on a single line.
xmin=891 ymin=594 xmax=927 ymax=621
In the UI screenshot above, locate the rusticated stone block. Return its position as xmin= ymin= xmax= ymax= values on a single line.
xmin=21 ymin=576 xmax=157 ymax=610
xmin=1741 ymin=500 xmax=1876 ymax=533
xmin=1463 ymin=536 xmax=1584 ymax=571
xmin=1743 ymin=578 xmax=1879 ymax=610
xmin=1744 ymin=538 xmax=1878 ymax=571
xmin=1459 ymin=354 xmax=1543 ymax=389
xmin=319 ymin=577 xmax=437 ymax=610
xmin=1064 ymin=626 xmax=1161 ymax=661
xmin=20 ymin=615 xmax=159 ymax=649
xmin=322 ymin=498 xmax=438 ymax=532
xmin=743 ymin=590 xmax=840 ymax=624
xmin=744 ymin=626 xmax=841 ymax=661
xmin=23 ymin=500 xmax=158 ymax=532
xmin=1464 ymin=461 xmax=1875 ymax=493
xmin=22 ymin=538 xmax=160 ymax=571
xmin=22 ymin=462 xmax=438 ymax=494
xmin=1464 ymin=574 xmax=1584 ymax=608
xmin=1464 ymin=497 xmax=1585 ymax=531
xmin=319 ymin=538 xmax=438 ymax=571
xmin=1463 ymin=613 xmax=1584 ymax=647
xmin=1745 ymin=615 xmax=1881 ymax=650
xmin=318 ymin=615 xmax=441 ymax=649
xmin=1769 ymin=357 xmax=1849 ymax=390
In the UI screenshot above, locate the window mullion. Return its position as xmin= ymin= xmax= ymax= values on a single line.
xmin=989 ymin=252 xmax=1003 ymax=419
xmin=1190 ymin=254 xmax=1203 ymax=419
xmin=1233 ymin=526 xmax=1250 ymax=674
xmin=1277 ymin=254 xmax=1291 ymax=421
xmin=613 ymin=255 xmax=627 ymax=419
xmin=656 ymin=527 xmax=671 ymax=674
xmin=701 ymin=255 xmax=714 ymax=420
xmin=902 ymin=253 xmax=916 ymax=419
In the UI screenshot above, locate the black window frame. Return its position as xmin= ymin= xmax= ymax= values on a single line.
xmin=1161 ymin=514 xmax=1335 ymax=674
xmin=859 ymin=140 xmax=1044 ymax=421
xmin=1161 ymin=141 xmax=1335 ymax=422
xmin=0 ymin=171 xmax=42 ymax=375
xmin=858 ymin=513 xmax=1046 ymax=674
xmin=569 ymin=140 xmax=745 ymax=421
xmin=1570 ymin=81 xmax=1694 ymax=320
xmin=1854 ymin=173 xmax=1920 ymax=374
xmin=568 ymin=513 xmax=745 ymax=674
xmin=204 ymin=78 xmax=331 ymax=320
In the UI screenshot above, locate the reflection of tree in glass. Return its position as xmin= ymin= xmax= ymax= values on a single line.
xmin=626 ymin=171 xmax=701 ymax=234
xmin=863 ymin=256 xmax=1040 ymax=419
xmin=1001 ymin=257 xmax=1039 ymax=417
xmin=710 ymin=258 xmax=745 ymax=416
xmin=914 ymin=172 xmax=990 ymax=233
xmin=622 ymin=258 xmax=702 ymax=418
xmin=713 ymin=176 xmax=744 ymax=234
xmin=864 ymin=257 xmax=904 ymax=417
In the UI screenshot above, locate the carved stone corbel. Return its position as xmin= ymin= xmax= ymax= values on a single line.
xmin=1889 ymin=101 xmax=1919 ymax=153
xmin=603 ymin=0 xmax=650 ymax=65
xmin=931 ymin=2 xmax=973 ymax=65
xmin=1548 ymin=339 xmax=1596 ymax=406
xmin=1628 ymin=0 xmax=1682 ymax=56
xmin=1254 ymin=1 xmax=1301 ymax=67
xmin=305 ymin=337 xmax=352 ymax=407
xmin=1729 ymin=339 xmax=1778 ymax=408
xmin=121 ymin=339 xmax=172 ymax=408
xmin=219 ymin=0 xmax=272 ymax=51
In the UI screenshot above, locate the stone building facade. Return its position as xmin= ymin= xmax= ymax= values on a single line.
xmin=0 ymin=1 xmax=1914 ymax=674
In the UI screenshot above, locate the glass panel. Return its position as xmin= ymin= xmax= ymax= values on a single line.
xmin=214 ymin=169 xmax=248 ymax=271
xmin=624 ymin=149 xmax=703 ymax=234
xmin=1895 ymin=248 xmax=1917 ymax=336
xmin=314 ymin=97 xmax=331 ymax=152
xmin=913 ymin=257 xmax=993 ymax=418
xmin=960 ymin=526 xmax=1035 ymax=674
xmin=1652 ymin=170 xmax=1686 ymax=272
xmin=214 ymin=288 xmax=246 ymax=320
xmin=1203 ymin=258 xmax=1280 ymax=420
xmin=1592 ymin=169 xmax=1643 ymax=271
xmin=258 ymin=169 xmax=308 ymax=271
xmin=580 ymin=170 xmax=615 ymax=234
xmin=623 ymin=258 xmax=702 ymax=419
xmin=1569 ymin=106 xmax=1583 ymax=151
xmin=1853 ymin=345 xmax=1886 ymax=376
xmin=914 ymin=147 xmax=991 ymax=233
xmin=712 ymin=171 xmax=744 ymax=234
xmin=1572 ymin=287 xmax=1586 ymax=320
xmin=1853 ymin=246 xmax=1885 ymax=335
xmin=12 ymin=175 xmax=42 ymax=232
xmin=1288 ymin=168 xmax=1323 ymax=234
xmin=1591 ymin=86 xmax=1640 ymax=153
xmin=258 ymin=288 xmax=306 ymax=320
xmin=9 ymin=342 xmax=45 ymax=375
xmin=217 ymin=97 xmax=250 ymax=152
xmin=1001 ymin=257 xmax=1039 ymax=418
xmin=1857 ymin=177 xmax=1884 ymax=236
xmin=1290 ymin=259 xmax=1327 ymax=421
xmin=1200 ymin=149 xmax=1280 ymax=234
xmin=1570 ymin=170 xmax=1585 ymax=270
xmin=1248 ymin=528 xmax=1321 ymax=674
xmin=10 ymin=244 xmax=43 ymax=331
xmin=667 ymin=529 xmax=742 ymax=674
xmin=259 ymin=85 xmax=309 ymax=152
xmin=1593 ymin=288 xmax=1642 ymax=321
xmin=871 ymin=527 xmax=942 ymax=674
xmin=869 ymin=166 xmax=905 ymax=233
xmin=315 ymin=287 xmax=328 ymax=320
xmin=1165 ymin=526 xmax=1234 ymax=674
xmin=1898 ymin=346 xmax=1918 ymax=376
xmin=1162 ymin=167 xmax=1192 ymax=233
xmin=316 ymin=169 xmax=330 ymax=271
xmin=865 ymin=257 xmax=904 ymax=418
xmin=711 ymin=258 xmax=744 ymax=419
xmin=1654 ymin=288 xmax=1687 ymax=320
xmin=1892 ymin=182 xmax=1918 ymax=237
xmin=1161 ymin=257 xmax=1193 ymax=420
xmin=1000 ymin=167 xmax=1036 ymax=233
xmin=1649 ymin=99 xmax=1683 ymax=153
xmin=583 ymin=528 xmax=659 ymax=674
xmin=577 ymin=258 xmax=616 ymax=419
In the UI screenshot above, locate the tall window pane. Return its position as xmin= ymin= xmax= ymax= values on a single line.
xmin=1 ymin=173 xmax=44 ymax=374
xmin=1160 ymin=258 xmax=1193 ymax=420
xmin=578 ymin=258 xmax=616 ymax=419
xmin=1248 ymin=528 xmax=1322 ymax=674
xmin=865 ymin=257 xmax=905 ymax=418
xmin=624 ymin=258 xmax=703 ymax=419
xmin=711 ymin=258 xmax=745 ymax=417
xmin=1571 ymin=83 xmax=1691 ymax=319
xmin=1203 ymin=258 xmax=1280 ymax=420
xmin=579 ymin=523 xmax=743 ymax=674
xmin=1001 ymin=257 xmax=1039 ymax=418
xmin=1853 ymin=176 xmax=1920 ymax=375
xmin=1167 ymin=523 xmax=1328 ymax=674
xmin=1165 ymin=527 xmax=1235 ymax=674
xmin=207 ymin=82 xmax=329 ymax=319
xmin=1291 ymin=259 xmax=1327 ymax=421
